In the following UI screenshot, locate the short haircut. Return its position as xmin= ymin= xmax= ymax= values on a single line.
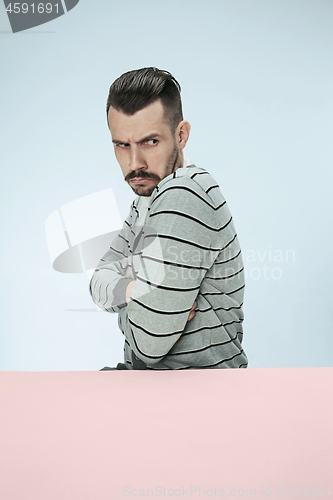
xmin=106 ymin=67 xmax=183 ymax=133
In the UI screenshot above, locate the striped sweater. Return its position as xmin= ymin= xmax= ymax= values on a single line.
xmin=90 ymin=164 xmax=248 ymax=370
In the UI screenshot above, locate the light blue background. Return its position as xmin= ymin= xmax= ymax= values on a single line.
xmin=1 ymin=0 xmax=332 ymax=370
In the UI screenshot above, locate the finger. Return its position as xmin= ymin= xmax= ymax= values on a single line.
xmin=187 ymin=310 xmax=196 ymax=322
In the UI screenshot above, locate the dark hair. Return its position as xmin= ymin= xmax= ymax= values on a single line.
xmin=106 ymin=67 xmax=183 ymax=133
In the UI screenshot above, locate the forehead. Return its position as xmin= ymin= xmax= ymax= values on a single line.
xmin=108 ymin=99 xmax=171 ymax=141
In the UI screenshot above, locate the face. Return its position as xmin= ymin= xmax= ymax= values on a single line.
xmin=108 ymin=99 xmax=190 ymax=197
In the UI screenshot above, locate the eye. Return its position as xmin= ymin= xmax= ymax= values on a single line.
xmin=145 ymin=139 xmax=158 ymax=146
xmin=115 ymin=143 xmax=128 ymax=148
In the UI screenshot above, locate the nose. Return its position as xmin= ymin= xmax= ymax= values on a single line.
xmin=129 ymin=146 xmax=147 ymax=171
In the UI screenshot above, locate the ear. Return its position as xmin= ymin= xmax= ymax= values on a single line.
xmin=175 ymin=120 xmax=191 ymax=150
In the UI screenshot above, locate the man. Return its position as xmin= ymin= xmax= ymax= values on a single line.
xmin=90 ymin=67 xmax=248 ymax=370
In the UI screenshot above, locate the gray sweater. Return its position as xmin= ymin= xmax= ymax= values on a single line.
xmin=90 ymin=164 xmax=248 ymax=370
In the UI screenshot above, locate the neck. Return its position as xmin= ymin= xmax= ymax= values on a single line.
xmin=180 ymin=150 xmax=184 ymax=167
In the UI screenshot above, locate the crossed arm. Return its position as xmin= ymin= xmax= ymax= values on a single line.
xmin=90 ymin=220 xmax=197 ymax=325
xmin=124 ymin=266 xmax=197 ymax=321
xmin=91 ymin=181 xmax=219 ymax=365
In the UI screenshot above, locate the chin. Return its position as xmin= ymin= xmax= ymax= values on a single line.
xmin=131 ymin=185 xmax=157 ymax=197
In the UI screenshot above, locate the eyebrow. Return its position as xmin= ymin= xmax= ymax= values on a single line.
xmin=112 ymin=133 xmax=162 ymax=146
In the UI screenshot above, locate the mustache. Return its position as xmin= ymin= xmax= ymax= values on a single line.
xmin=125 ymin=170 xmax=161 ymax=182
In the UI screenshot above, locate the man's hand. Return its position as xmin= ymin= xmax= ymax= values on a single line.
xmin=187 ymin=301 xmax=197 ymax=322
xmin=125 ymin=279 xmax=136 ymax=304
xmin=125 ymin=266 xmax=136 ymax=304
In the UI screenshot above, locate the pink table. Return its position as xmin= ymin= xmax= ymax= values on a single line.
xmin=0 ymin=368 xmax=332 ymax=499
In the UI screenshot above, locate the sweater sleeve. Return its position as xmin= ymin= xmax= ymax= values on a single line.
xmin=119 ymin=179 xmax=220 ymax=366
xmin=89 ymin=217 xmax=134 ymax=313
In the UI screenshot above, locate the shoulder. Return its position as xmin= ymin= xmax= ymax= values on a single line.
xmin=150 ymin=164 xmax=225 ymax=212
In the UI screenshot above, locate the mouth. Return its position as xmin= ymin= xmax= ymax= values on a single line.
xmin=129 ymin=178 xmax=152 ymax=184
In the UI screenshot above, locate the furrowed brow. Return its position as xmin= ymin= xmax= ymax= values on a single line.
xmin=112 ymin=139 xmax=129 ymax=146
xmin=112 ymin=133 xmax=161 ymax=146
xmin=136 ymin=133 xmax=161 ymax=143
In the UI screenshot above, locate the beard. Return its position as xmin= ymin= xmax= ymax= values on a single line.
xmin=125 ymin=142 xmax=181 ymax=197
